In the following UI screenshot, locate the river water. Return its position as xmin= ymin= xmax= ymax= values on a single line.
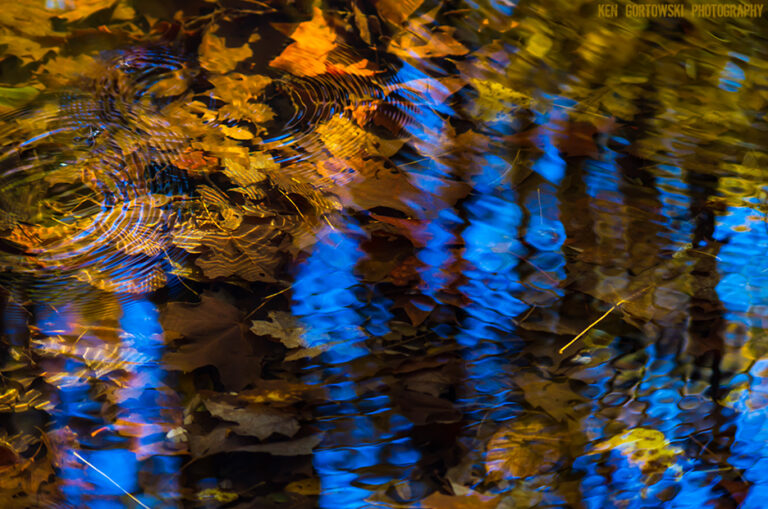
xmin=0 ymin=0 xmax=766 ymax=507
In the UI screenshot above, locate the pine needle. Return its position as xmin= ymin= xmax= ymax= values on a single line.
xmin=558 ymin=299 xmax=627 ymax=355
xmin=73 ymin=451 xmax=151 ymax=509
xmin=558 ymin=286 xmax=652 ymax=355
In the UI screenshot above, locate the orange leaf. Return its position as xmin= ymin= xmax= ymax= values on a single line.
xmin=269 ymin=7 xmax=336 ymax=77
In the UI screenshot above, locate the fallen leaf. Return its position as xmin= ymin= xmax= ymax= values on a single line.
xmin=515 ymin=372 xmax=587 ymax=422
xmin=251 ymin=311 xmax=306 ymax=349
xmin=375 ymin=0 xmax=425 ymax=25
xmin=593 ymin=427 xmax=683 ymax=480
xmin=189 ymin=426 xmax=321 ymax=457
xmin=390 ymin=25 xmax=469 ymax=60
xmin=485 ymin=416 xmax=565 ymax=480
xmin=202 ymin=398 xmax=300 ymax=440
xmin=285 ymin=477 xmax=321 ymax=496
xmin=269 ymin=7 xmax=336 ymax=77
xmin=161 ymin=293 xmax=261 ymax=390
xmin=419 ymin=490 xmax=501 ymax=509
xmin=199 ymin=25 xmax=253 ymax=74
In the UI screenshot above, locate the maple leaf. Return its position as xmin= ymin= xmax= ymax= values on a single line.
xmin=209 ymin=73 xmax=272 ymax=104
xmin=330 ymin=156 xmax=423 ymax=216
xmin=0 ymin=29 xmax=56 ymax=63
xmin=0 ymin=3 xmax=60 ymax=38
xmin=390 ymin=25 xmax=469 ymax=60
xmin=189 ymin=426 xmax=321 ymax=457
xmin=161 ymin=293 xmax=262 ymax=390
xmin=171 ymin=149 xmax=218 ymax=174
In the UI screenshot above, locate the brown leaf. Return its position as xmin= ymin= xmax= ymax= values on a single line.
xmin=390 ymin=24 xmax=469 ymax=60
xmin=393 ymin=389 xmax=462 ymax=425
xmin=161 ymin=293 xmax=260 ymax=390
xmin=419 ymin=490 xmax=501 ymax=509
xmin=515 ymin=372 xmax=587 ymax=422
xmin=250 ymin=311 xmax=305 ymax=349
xmin=375 ymin=0 xmax=425 ymax=25
xmin=485 ymin=416 xmax=565 ymax=480
xmin=0 ymin=440 xmax=20 ymax=471
xmin=202 ymin=398 xmax=300 ymax=440
xmin=189 ymin=426 xmax=321 ymax=457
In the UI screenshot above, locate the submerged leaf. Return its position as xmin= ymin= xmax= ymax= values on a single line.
xmin=250 ymin=311 xmax=306 ymax=349
xmin=161 ymin=293 xmax=261 ymax=390
xmin=485 ymin=417 xmax=565 ymax=480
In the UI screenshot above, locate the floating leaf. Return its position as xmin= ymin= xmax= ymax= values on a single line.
xmin=269 ymin=7 xmax=336 ymax=77
xmin=0 ymin=86 xmax=39 ymax=110
xmin=199 ymin=25 xmax=253 ymax=74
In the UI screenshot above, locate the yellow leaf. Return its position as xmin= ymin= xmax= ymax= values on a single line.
xmin=210 ymin=73 xmax=272 ymax=104
xmin=223 ymin=152 xmax=273 ymax=187
xmin=0 ymin=4 xmax=59 ymax=38
xmin=0 ymin=30 xmax=55 ymax=63
xmin=285 ymin=478 xmax=320 ymax=496
xmin=526 ymin=32 xmax=552 ymax=59
xmin=197 ymin=488 xmax=238 ymax=503
xmin=36 ymin=54 xmax=97 ymax=87
xmin=0 ymin=86 xmax=39 ymax=110
xmin=593 ymin=428 xmax=682 ymax=478
xmin=54 ymin=0 xmax=135 ymax=22
xmin=220 ymin=125 xmax=254 ymax=140
xmin=199 ymin=25 xmax=253 ymax=74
